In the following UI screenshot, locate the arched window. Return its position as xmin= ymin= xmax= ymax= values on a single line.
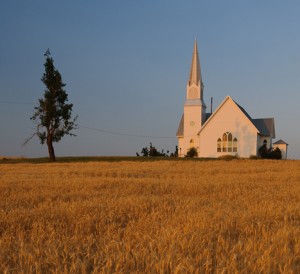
xmin=217 ymin=132 xmax=238 ymax=153
xmin=263 ymin=139 xmax=267 ymax=146
xmin=222 ymin=133 xmax=227 ymax=152
xmin=190 ymin=139 xmax=194 ymax=148
xmin=233 ymin=138 xmax=238 ymax=152
xmin=217 ymin=138 xmax=221 ymax=152
xmin=228 ymin=133 xmax=233 ymax=152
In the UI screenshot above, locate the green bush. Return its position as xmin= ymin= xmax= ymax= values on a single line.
xmin=185 ymin=147 xmax=198 ymax=158
xmin=258 ymin=144 xmax=282 ymax=159
xmin=138 ymin=143 xmax=172 ymax=157
xmin=218 ymin=154 xmax=239 ymax=161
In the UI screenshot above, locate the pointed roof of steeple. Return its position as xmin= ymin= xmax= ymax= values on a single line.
xmin=189 ymin=39 xmax=202 ymax=86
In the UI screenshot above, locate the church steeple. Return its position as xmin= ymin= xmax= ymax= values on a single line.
xmin=186 ymin=39 xmax=205 ymax=102
xmin=177 ymin=40 xmax=207 ymax=157
xmin=189 ymin=39 xmax=203 ymax=87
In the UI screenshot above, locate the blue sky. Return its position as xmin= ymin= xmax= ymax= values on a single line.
xmin=0 ymin=1 xmax=299 ymax=159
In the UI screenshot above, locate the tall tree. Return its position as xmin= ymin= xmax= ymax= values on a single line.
xmin=29 ymin=49 xmax=77 ymax=161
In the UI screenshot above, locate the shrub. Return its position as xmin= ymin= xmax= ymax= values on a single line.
xmin=185 ymin=147 xmax=198 ymax=158
xmin=218 ymin=154 xmax=239 ymax=161
xmin=138 ymin=143 xmax=170 ymax=157
xmin=258 ymin=144 xmax=282 ymax=159
xmin=271 ymin=147 xmax=282 ymax=159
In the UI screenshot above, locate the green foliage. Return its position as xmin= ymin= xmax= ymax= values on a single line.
xmin=270 ymin=147 xmax=282 ymax=159
xmin=249 ymin=155 xmax=259 ymax=160
xmin=172 ymin=146 xmax=179 ymax=157
xmin=258 ymin=144 xmax=282 ymax=159
xmin=258 ymin=144 xmax=268 ymax=158
xmin=169 ymin=146 xmax=178 ymax=157
xmin=149 ymin=143 xmax=163 ymax=157
xmin=141 ymin=146 xmax=149 ymax=157
xmin=138 ymin=143 xmax=171 ymax=157
xmin=30 ymin=50 xmax=77 ymax=161
xmin=218 ymin=154 xmax=239 ymax=161
xmin=185 ymin=147 xmax=198 ymax=158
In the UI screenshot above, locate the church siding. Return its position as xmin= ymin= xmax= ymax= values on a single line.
xmin=182 ymin=105 xmax=202 ymax=156
xmin=198 ymin=99 xmax=258 ymax=158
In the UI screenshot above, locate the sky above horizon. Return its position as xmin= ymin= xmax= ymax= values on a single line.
xmin=1 ymin=1 xmax=300 ymax=159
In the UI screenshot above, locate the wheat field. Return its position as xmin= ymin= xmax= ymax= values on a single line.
xmin=0 ymin=159 xmax=299 ymax=273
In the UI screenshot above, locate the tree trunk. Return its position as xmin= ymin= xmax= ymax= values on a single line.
xmin=47 ymin=137 xmax=56 ymax=162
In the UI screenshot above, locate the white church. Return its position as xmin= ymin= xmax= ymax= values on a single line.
xmin=177 ymin=40 xmax=288 ymax=158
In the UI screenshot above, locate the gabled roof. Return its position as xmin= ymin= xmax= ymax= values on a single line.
xmin=234 ymin=102 xmax=253 ymax=121
xmin=198 ymin=96 xmax=240 ymax=134
xmin=197 ymin=96 xmax=275 ymax=138
xmin=273 ymin=139 xmax=288 ymax=145
xmin=176 ymin=114 xmax=184 ymax=137
xmin=252 ymin=118 xmax=275 ymax=137
xmin=236 ymin=100 xmax=275 ymax=137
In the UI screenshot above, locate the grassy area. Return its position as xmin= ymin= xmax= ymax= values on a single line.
xmin=0 ymin=156 xmax=138 ymax=164
xmin=0 ymin=155 xmax=219 ymax=164
xmin=1 ymin=160 xmax=299 ymax=272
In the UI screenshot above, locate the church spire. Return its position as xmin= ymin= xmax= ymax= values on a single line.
xmin=189 ymin=39 xmax=202 ymax=87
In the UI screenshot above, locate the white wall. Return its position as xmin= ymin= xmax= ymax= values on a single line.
xmin=178 ymin=137 xmax=184 ymax=157
xmin=198 ymin=98 xmax=258 ymax=158
xmin=181 ymin=104 xmax=202 ymax=156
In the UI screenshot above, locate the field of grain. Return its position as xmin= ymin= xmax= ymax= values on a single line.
xmin=0 ymin=159 xmax=300 ymax=273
